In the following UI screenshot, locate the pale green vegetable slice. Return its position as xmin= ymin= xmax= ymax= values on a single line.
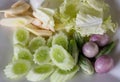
xmin=33 ymin=46 xmax=50 ymax=65
xmin=28 ymin=36 xmax=46 ymax=53
xmin=13 ymin=44 xmax=33 ymax=62
xmin=52 ymin=32 xmax=68 ymax=49
xmin=4 ymin=59 xmax=31 ymax=79
xmin=50 ymin=65 xmax=79 ymax=82
xmin=26 ymin=64 xmax=54 ymax=81
xmin=14 ymin=28 xmax=29 ymax=45
xmin=50 ymin=45 xmax=75 ymax=70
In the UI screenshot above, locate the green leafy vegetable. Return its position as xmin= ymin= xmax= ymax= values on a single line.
xmin=54 ymin=0 xmax=81 ymax=32
xmin=102 ymin=16 xmax=117 ymax=33
xmin=75 ymin=11 xmax=104 ymax=36
xmin=54 ymin=0 xmax=117 ymax=36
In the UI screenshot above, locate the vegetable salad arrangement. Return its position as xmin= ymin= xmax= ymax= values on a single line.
xmin=0 ymin=0 xmax=117 ymax=82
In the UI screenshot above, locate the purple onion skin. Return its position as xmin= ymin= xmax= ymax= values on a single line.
xmin=95 ymin=55 xmax=114 ymax=73
xmin=82 ymin=42 xmax=99 ymax=58
xmin=90 ymin=34 xmax=110 ymax=47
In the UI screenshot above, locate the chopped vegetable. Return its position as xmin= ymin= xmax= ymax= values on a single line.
xmin=1 ymin=0 xmax=117 ymax=82
xmin=54 ymin=0 xmax=79 ymax=32
xmin=28 ymin=36 xmax=46 ymax=53
xmin=52 ymin=32 xmax=68 ymax=49
xmin=13 ymin=44 xmax=33 ymax=62
xmin=14 ymin=28 xmax=29 ymax=45
xmin=4 ymin=12 xmax=15 ymax=18
xmin=50 ymin=65 xmax=79 ymax=82
xmin=26 ymin=64 xmax=54 ymax=81
xmin=75 ymin=11 xmax=104 ymax=36
xmin=33 ymin=8 xmax=55 ymax=32
xmin=31 ymin=18 xmax=43 ymax=28
xmin=4 ymin=59 xmax=31 ymax=79
xmin=50 ymin=45 xmax=75 ymax=70
xmin=79 ymin=55 xmax=94 ymax=75
xmin=24 ymin=24 xmax=53 ymax=36
xmin=33 ymin=46 xmax=50 ymax=65
xmin=0 ymin=16 xmax=34 ymax=27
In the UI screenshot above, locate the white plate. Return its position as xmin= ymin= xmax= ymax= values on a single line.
xmin=0 ymin=0 xmax=120 ymax=82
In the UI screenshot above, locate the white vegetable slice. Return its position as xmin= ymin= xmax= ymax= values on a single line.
xmin=52 ymin=32 xmax=68 ymax=49
xmin=0 ymin=16 xmax=34 ymax=28
xmin=33 ymin=46 xmax=50 ymax=65
xmin=50 ymin=45 xmax=75 ymax=70
xmin=28 ymin=36 xmax=46 ymax=53
xmin=13 ymin=44 xmax=33 ymax=62
xmin=4 ymin=59 xmax=31 ymax=79
xmin=26 ymin=64 xmax=54 ymax=81
xmin=32 ymin=18 xmax=55 ymax=30
xmin=50 ymin=65 xmax=79 ymax=82
xmin=14 ymin=28 xmax=29 ymax=45
xmin=31 ymin=18 xmax=43 ymax=29
xmin=33 ymin=8 xmax=55 ymax=32
xmin=24 ymin=24 xmax=53 ymax=36
xmin=4 ymin=12 xmax=15 ymax=18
